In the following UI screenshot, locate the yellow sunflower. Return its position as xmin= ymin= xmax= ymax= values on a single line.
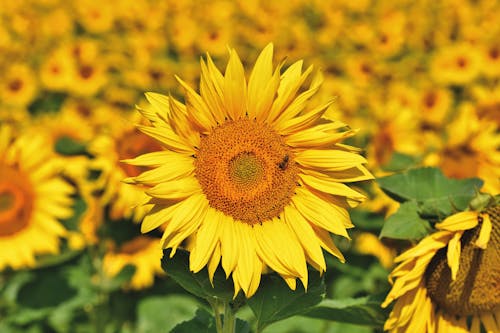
xmin=425 ymin=103 xmax=500 ymax=194
xmin=126 ymin=44 xmax=373 ymax=297
xmin=89 ymin=111 xmax=161 ymax=221
xmin=103 ymin=235 xmax=163 ymax=290
xmin=0 ymin=126 xmax=74 ymax=270
xmin=382 ymin=203 xmax=499 ymax=333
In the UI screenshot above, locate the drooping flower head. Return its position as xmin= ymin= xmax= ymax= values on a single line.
xmin=382 ymin=202 xmax=499 ymax=332
xmin=126 ymin=44 xmax=373 ymax=297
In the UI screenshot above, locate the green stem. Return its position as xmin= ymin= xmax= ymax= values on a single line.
xmin=223 ymin=301 xmax=235 ymax=333
xmin=210 ymin=299 xmax=223 ymax=333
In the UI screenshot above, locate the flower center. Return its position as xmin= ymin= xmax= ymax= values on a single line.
xmin=425 ymin=205 xmax=500 ymax=316
xmin=194 ymin=118 xmax=299 ymax=224
xmin=229 ymin=152 xmax=265 ymax=190
xmin=118 ymin=128 xmax=163 ymax=177
xmin=119 ymin=236 xmax=153 ymax=255
xmin=0 ymin=165 xmax=34 ymax=237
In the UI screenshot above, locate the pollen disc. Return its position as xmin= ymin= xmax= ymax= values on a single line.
xmin=0 ymin=165 xmax=34 ymax=236
xmin=425 ymin=205 xmax=500 ymax=316
xmin=194 ymin=119 xmax=298 ymax=224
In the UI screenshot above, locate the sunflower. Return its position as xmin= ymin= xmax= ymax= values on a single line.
xmin=103 ymin=235 xmax=163 ymax=290
xmin=0 ymin=63 xmax=38 ymax=107
xmin=425 ymin=104 xmax=500 ymax=194
xmin=89 ymin=111 xmax=161 ymax=221
xmin=0 ymin=126 xmax=74 ymax=270
xmin=126 ymin=44 xmax=373 ymax=297
xmin=382 ymin=203 xmax=499 ymax=333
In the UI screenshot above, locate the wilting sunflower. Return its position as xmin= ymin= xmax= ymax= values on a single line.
xmin=126 ymin=44 xmax=373 ymax=297
xmin=0 ymin=126 xmax=74 ymax=270
xmin=382 ymin=203 xmax=499 ymax=332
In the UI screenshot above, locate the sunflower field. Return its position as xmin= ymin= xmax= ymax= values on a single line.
xmin=0 ymin=0 xmax=499 ymax=332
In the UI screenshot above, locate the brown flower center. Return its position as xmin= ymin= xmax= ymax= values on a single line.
xmin=194 ymin=119 xmax=298 ymax=224
xmin=425 ymin=205 xmax=500 ymax=316
xmin=119 ymin=236 xmax=153 ymax=255
xmin=0 ymin=165 xmax=34 ymax=237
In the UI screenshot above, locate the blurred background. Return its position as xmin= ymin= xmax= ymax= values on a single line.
xmin=0 ymin=0 xmax=499 ymax=332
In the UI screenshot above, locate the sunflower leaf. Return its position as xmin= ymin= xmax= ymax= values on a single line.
xmin=381 ymin=152 xmax=420 ymax=172
xmin=301 ymin=293 xmax=389 ymax=328
xmin=377 ymin=167 xmax=483 ymax=218
xmin=380 ymin=201 xmax=432 ymax=240
xmin=247 ymin=271 xmax=325 ymax=332
xmin=169 ymin=308 xmax=251 ymax=333
xmin=162 ymin=249 xmax=235 ymax=302
xmin=136 ymin=295 xmax=200 ymax=333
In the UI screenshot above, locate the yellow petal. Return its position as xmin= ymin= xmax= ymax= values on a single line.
xmin=122 ymin=151 xmax=180 ymax=166
xmin=200 ymin=58 xmax=225 ymax=124
xmin=207 ymin=243 xmax=221 ymax=285
xmin=274 ymin=70 xmax=323 ymax=125
xmin=310 ymin=225 xmax=345 ymax=263
xmin=141 ymin=202 xmax=179 ymax=233
xmin=475 ymin=213 xmax=492 ymax=249
xmin=275 ymin=99 xmax=334 ymax=136
xmin=247 ymin=43 xmax=274 ymax=119
xmin=435 ymin=211 xmax=479 ymax=231
xmin=146 ymin=177 xmax=201 ymax=200
xmin=292 ymin=187 xmax=350 ymax=238
xmin=175 ymin=75 xmax=216 ymax=132
xmin=137 ymin=125 xmax=195 ymax=154
xmin=447 ymin=231 xmax=463 ymax=280
xmin=126 ymin=158 xmax=194 ymax=186
xmin=253 ymin=217 xmax=307 ymax=278
xmin=301 ymin=165 xmax=374 ymax=183
xmin=160 ymin=193 xmax=208 ymax=249
xmin=224 ymin=49 xmax=247 ymax=120
xmin=295 ymin=148 xmax=367 ymax=172
xmin=189 ymin=208 xmax=222 ymax=273
xmin=267 ymin=61 xmax=313 ymax=124
xmin=232 ymin=223 xmax=256 ymax=296
xmin=299 ymin=173 xmax=366 ymax=203
xmin=219 ymin=213 xmax=239 ymax=277
xmin=283 ymin=205 xmax=326 ymax=272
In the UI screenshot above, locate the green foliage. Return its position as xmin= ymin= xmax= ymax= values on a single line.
xmin=55 ymin=136 xmax=88 ymax=155
xmin=303 ymin=294 xmax=389 ymax=327
xmin=377 ymin=167 xmax=483 ymax=240
xmin=379 ymin=201 xmax=432 ymax=240
xmin=247 ymin=271 xmax=325 ymax=332
xmin=161 ymin=249 xmax=235 ymax=302
xmin=381 ymin=152 xmax=420 ymax=172
xmin=136 ymin=295 xmax=201 ymax=333
xmin=170 ymin=308 xmax=251 ymax=333
xmin=377 ymin=167 xmax=483 ymax=218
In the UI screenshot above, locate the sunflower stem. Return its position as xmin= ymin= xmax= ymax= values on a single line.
xmin=222 ymin=300 xmax=235 ymax=333
xmin=210 ymin=299 xmax=223 ymax=333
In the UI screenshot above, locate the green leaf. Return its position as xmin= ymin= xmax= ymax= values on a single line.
xmin=170 ymin=308 xmax=217 ymax=333
xmin=302 ymin=294 xmax=389 ymax=328
xmin=161 ymin=249 xmax=235 ymax=302
xmin=350 ymin=210 xmax=385 ymax=231
xmin=17 ymin=268 xmax=77 ymax=309
xmin=170 ymin=308 xmax=250 ymax=333
xmin=247 ymin=271 xmax=325 ymax=332
xmin=54 ymin=136 xmax=87 ymax=155
xmin=380 ymin=201 xmax=432 ymax=240
xmin=99 ymin=264 xmax=136 ymax=292
xmin=264 ymin=315 xmax=374 ymax=333
xmin=382 ymin=152 xmax=419 ymax=172
xmin=32 ymin=249 xmax=82 ymax=269
xmin=377 ymin=167 xmax=483 ymax=217
xmin=136 ymin=295 xmax=200 ymax=333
